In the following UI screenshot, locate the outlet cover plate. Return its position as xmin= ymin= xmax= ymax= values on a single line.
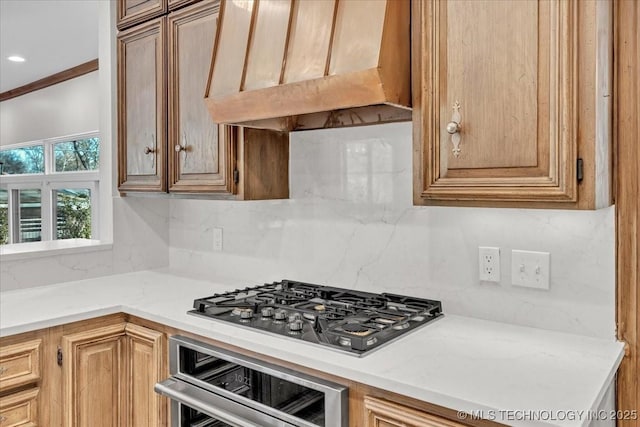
xmin=511 ymin=250 xmax=550 ymax=290
xmin=213 ymin=227 xmax=223 ymax=252
xmin=479 ymin=247 xmax=501 ymax=282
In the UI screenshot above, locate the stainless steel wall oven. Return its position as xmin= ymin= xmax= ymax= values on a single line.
xmin=155 ymin=336 xmax=348 ymax=427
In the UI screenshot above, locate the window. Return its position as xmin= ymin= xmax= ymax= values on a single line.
xmin=0 ymin=132 xmax=100 ymax=245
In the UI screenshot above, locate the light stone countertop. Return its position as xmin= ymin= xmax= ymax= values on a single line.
xmin=0 ymin=270 xmax=625 ymax=427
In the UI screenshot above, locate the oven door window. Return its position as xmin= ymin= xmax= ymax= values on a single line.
xmin=181 ymin=404 xmax=231 ymax=427
xmin=180 ymin=349 xmax=326 ymax=426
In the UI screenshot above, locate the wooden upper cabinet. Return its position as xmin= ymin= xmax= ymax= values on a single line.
xmin=116 ymin=0 xmax=289 ymax=198
xmin=168 ymin=0 xmax=199 ymax=12
xmin=168 ymin=1 xmax=235 ymax=193
xmin=117 ymin=0 xmax=167 ymax=30
xmin=413 ymin=0 xmax=612 ymax=209
xmin=118 ymin=17 xmax=167 ymax=193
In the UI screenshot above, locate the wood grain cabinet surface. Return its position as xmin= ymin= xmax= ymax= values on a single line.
xmin=0 ymin=339 xmax=41 ymax=393
xmin=364 ymin=396 xmax=470 ymax=427
xmin=0 ymin=339 xmax=42 ymax=427
xmin=167 ymin=1 xmax=235 ymax=193
xmin=117 ymin=0 xmax=290 ymax=198
xmin=0 ymin=388 xmax=39 ymax=427
xmin=118 ymin=17 xmax=167 ymax=193
xmin=61 ymin=322 xmax=165 ymax=427
xmin=117 ymin=0 xmax=167 ymax=30
xmin=413 ymin=0 xmax=612 ymax=209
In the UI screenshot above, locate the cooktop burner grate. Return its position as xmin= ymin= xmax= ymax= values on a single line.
xmin=189 ymin=279 xmax=443 ymax=356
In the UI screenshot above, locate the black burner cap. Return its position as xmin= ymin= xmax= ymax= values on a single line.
xmin=342 ymin=323 xmax=369 ymax=333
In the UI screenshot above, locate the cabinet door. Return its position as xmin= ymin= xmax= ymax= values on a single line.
xmin=62 ymin=324 xmax=126 ymax=427
xmin=118 ymin=17 xmax=167 ymax=193
xmin=168 ymin=1 xmax=236 ymax=194
xmin=122 ymin=324 xmax=166 ymax=427
xmin=414 ymin=0 xmax=588 ymax=206
xmin=117 ymin=0 xmax=167 ymax=31
xmin=364 ymin=397 xmax=468 ymax=427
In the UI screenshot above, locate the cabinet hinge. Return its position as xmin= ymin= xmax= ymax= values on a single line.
xmin=233 ymin=169 xmax=239 ymax=184
xmin=57 ymin=346 xmax=63 ymax=366
xmin=577 ymin=158 xmax=584 ymax=182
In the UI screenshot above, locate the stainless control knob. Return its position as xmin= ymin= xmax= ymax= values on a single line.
xmin=446 ymin=121 xmax=461 ymax=134
xmin=289 ymin=319 xmax=303 ymax=332
xmin=288 ymin=313 xmax=301 ymax=323
xmin=274 ymin=310 xmax=287 ymax=321
xmin=240 ymin=310 xmax=253 ymax=320
xmin=261 ymin=307 xmax=274 ymax=317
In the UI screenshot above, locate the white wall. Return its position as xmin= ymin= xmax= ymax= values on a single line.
xmin=0 ymin=71 xmax=99 ymax=146
xmin=169 ymin=123 xmax=616 ymax=340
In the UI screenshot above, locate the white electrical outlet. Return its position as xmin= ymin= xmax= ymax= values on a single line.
xmin=511 ymin=250 xmax=550 ymax=290
xmin=213 ymin=227 xmax=223 ymax=252
xmin=478 ymin=247 xmax=501 ymax=282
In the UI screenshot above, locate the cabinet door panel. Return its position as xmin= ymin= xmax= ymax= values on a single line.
xmin=444 ymin=0 xmax=538 ymax=169
xmin=117 ymin=0 xmax=167 ymax=30
xmin=414 ymin=0 xmax=580 ymax=204
xmin=364 ymin=397 xmax=467 ymax=427
xmin=123 ymin=324 xmax=165 ymax=427
xmin=168 ymin=1 xmax=235 ymax=193
xmin=118 ymin=18 xmax=167 ymax=192
xmin=62 ymin=324 xmax=126 ymax=427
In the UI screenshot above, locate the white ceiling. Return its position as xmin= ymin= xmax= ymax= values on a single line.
xmin=0 ymin=0 xmax=99 ymax=93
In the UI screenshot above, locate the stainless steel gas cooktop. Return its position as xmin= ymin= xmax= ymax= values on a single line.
xmin=189 ymin=280 xmax=443 ymax=356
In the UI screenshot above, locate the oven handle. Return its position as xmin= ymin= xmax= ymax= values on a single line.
xmin=155 ymin=378 xmax=291 ymax=427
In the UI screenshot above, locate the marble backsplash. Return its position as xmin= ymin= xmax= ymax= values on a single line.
xmin=169 ymin=122 xmax=616 ymax=339
xmin=0 ymin=197 xmax=170 ymax=290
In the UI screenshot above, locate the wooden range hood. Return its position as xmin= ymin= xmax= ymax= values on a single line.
xmin=204 ymin=0 xmax=411 ymax=132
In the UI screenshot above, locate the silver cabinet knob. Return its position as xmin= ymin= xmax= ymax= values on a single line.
xmin=446 ymin=121 xmax=461 ymax=134
xmin=175 ymin=144 xmax=186 ymax=152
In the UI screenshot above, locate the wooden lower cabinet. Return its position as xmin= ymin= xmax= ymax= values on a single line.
xmin=364 ymin=396 xmax=468 ymax=427
xmin=0 ymin=335 xmax=42 ymax=427
xmin=61 ymin=321 xmax=165 ymax=427
xmin=0 ymin=388 xmax=39 ymax=427
xmin=122 ymin=324 xmax=165 ymax=427
xmin=1 ymin=314 xmax=497 ymax=427
xmin=62 ymin=324 xmax=125 ymax=427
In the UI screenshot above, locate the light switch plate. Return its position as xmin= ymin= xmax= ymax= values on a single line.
xmin=511 ymin=250 xmax=550 ymax=290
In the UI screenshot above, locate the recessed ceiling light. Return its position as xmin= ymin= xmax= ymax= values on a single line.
xmin=7 ymin=56 xmax=26 ymax=63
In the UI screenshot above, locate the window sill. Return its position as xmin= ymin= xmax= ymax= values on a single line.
xmin=0 ymin=239 xmax=113 ymax=261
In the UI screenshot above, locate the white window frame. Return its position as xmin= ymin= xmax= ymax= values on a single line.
xmin=0 ymin=131 xmax=100 ymax=245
